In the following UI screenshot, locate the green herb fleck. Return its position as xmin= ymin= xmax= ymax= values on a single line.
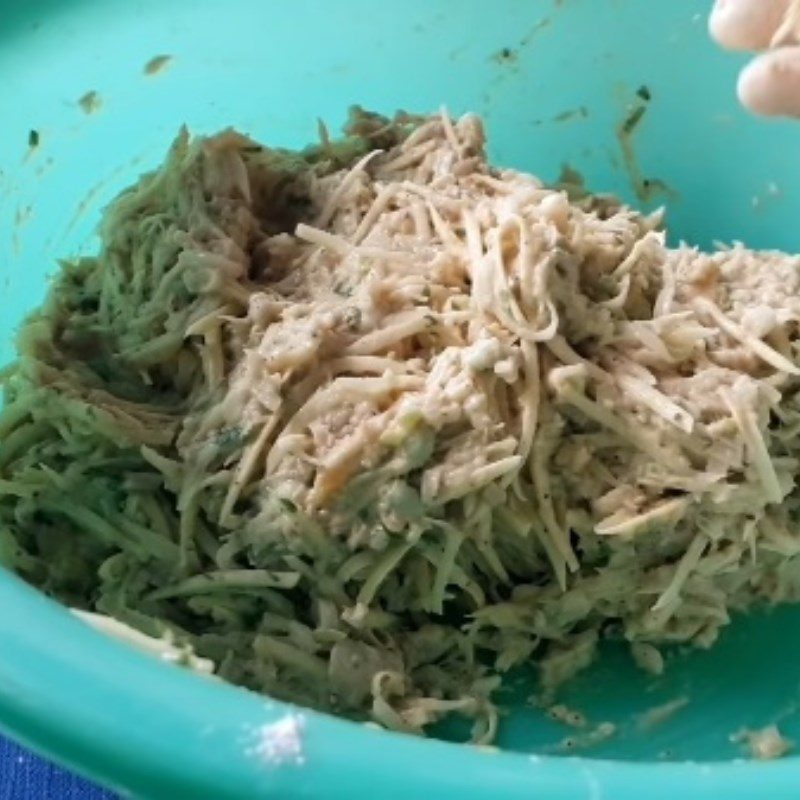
xmin=78 ymin=91 xmax=103 ymax=115
xmin=493 ymin=46 xmax=517 ymax=64
xmin=144 ymin=55 xmax=173 ymax=76
xmin=620 ymin=105 xmax=646 ymax=136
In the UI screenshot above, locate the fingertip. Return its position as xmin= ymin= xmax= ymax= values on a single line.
xmin=710 ymin=0 xmax=789 ymax=51
xmin=738 ymin=47 xmax=800 ymax=117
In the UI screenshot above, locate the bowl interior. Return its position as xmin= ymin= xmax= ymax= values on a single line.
xmin=3 ymin=0 xmax=800 ymax=796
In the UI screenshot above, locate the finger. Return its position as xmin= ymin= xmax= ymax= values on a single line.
xmin=738 ymin=46 xmax=800 ymax=117
xmin=709 ymin=0 xmax=789 ymax=51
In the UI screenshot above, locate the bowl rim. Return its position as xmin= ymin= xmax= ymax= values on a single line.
xmin=1 ymin=570 xmax=798 ymax=800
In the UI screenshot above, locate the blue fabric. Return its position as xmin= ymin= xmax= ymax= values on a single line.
xmin=0 ymin=736 xmax=115 ymax=799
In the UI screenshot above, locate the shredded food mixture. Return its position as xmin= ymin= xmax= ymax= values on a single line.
xmin=4 ymin=109 xmax=800 ymax=742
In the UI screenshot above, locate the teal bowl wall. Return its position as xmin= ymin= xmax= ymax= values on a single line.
xmin=3 ymin=1 xmax=800 ymax=797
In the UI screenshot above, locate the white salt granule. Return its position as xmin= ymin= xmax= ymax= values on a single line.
xmin=250 ymin=714 xmax=306 ymax=766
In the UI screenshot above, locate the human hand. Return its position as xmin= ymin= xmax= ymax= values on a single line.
xmin=710 ymin=0 xmax=800 ymax=117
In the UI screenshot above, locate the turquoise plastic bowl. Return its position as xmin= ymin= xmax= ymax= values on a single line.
xmin=4 ymin=1 xmax=800 ymax=797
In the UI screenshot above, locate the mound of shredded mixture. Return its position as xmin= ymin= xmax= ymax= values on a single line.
xmin=4 ymin=109 xmax=800 ymax=742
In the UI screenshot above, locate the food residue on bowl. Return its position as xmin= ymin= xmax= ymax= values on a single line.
xmin=731 ymin=724 xmax=793 ymax=760
xmin=629 ymin=642 xmax=664 ymax=676
xmin=78 ymin=90 xmax=103 ymax=115
xmin=72 ymin=609 xmax=215 ymax=674
xmin=143 ymin=54 xmax=173 ymax=76
xmin=616 ymin=86 xmax=674 ymax=204
xmin=554 ymin=721 xmax=617 ymax=753
xmin=546 ymin=703 xmax=587 ymax=729
xmin=636 ymin=696 xmax=690 ymax=731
